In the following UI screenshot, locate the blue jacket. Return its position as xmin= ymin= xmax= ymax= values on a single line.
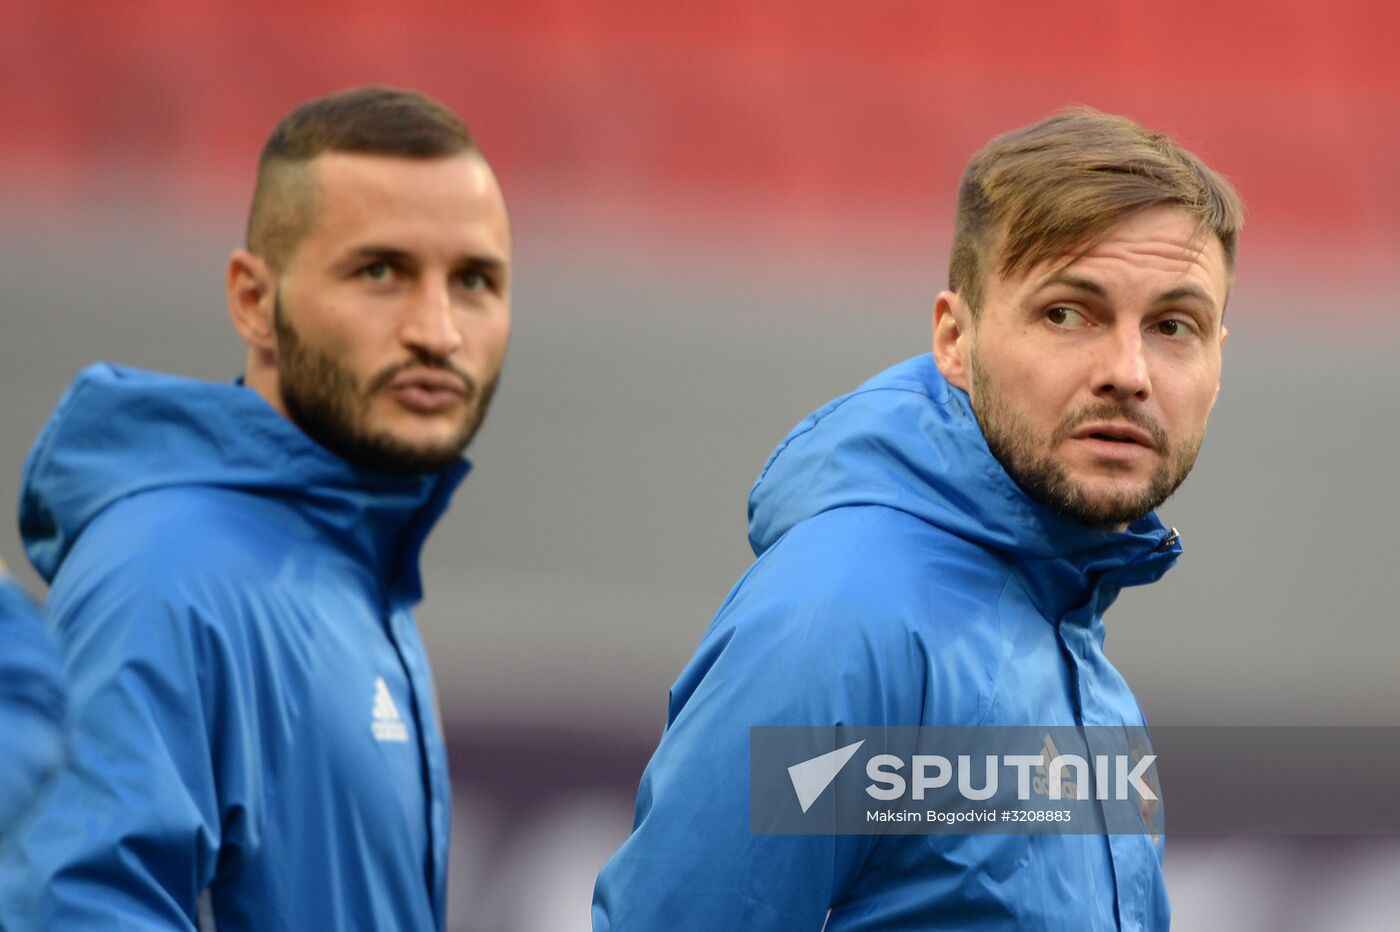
xmin=594 ymin=354 xmax=1179 ymax=931
xmin=0 ymin=576 xmax=66 ymax=839
xmin=0 ymin=364 xmax=463 ymax=931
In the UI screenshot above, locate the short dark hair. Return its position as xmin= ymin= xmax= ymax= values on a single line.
xmin=948 ymin=107 xmax=1244 ymax=316
xmin=247 ymin=86 xmax=477 ymax=270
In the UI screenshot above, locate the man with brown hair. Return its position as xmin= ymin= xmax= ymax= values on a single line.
xmin=595 ymin=108 xmax=1240 ymax=930
xmin=0 ymin=86 xmax=510 ymax=930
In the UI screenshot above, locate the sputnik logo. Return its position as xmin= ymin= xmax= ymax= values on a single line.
xmin=787 ymin=740 xmax=865 ymax=813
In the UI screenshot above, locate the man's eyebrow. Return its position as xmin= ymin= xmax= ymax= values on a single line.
xmin=457 ymin=255 xmax=507 ymax=276
xmin=342 ymin=245 xmax=414 ymax=265
xmin=340 ymin=246 xmax=508 ymax=274
xmin=1028 ymin=273 xmax=1107 ymax=298
xmin=1029 ymin=274 xmax=1219 ymax=317
xmin=1154 ymin=284 xmax=1218 ymax=315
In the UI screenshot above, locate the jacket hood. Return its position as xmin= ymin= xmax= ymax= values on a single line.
xmin=20 ymin=364 xmax=468 ymax=604
xmin=748 ymin=354 xmax=1181 ymax=618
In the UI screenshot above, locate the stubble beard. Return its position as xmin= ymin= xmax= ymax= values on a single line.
xmin=968 ymin=353 xmax=1202 ymax=530
xmin=273 ymin=296 xmax=497 ymax=475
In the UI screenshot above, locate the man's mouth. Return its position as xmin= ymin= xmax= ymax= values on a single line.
xmin=386 ymin=371 xmax=470 ymax=414
xmin=1072 ymin=423 xmax=1156 ymax=449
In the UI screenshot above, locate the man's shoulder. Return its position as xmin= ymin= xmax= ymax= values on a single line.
xmin=673 ymin=506 xmax=1012 ymax=727
xmin=755 ymin=505 xmax=1010 ymax=607
xmin=52 ymin=486 xmax=309 ymax=616
xmin=86 ymin=485 xmax=302 ymax=559
xmin=701 ymin=506 xmax=1013 ymax=672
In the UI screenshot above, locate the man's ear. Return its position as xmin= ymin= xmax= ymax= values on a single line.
xmin=226 ymin=249 xmax=277 ymax=354
xmin=1211 ymin=322 xmax=1229 ymax=407
xmin=933 ymin=290 xmax=973 ymax=391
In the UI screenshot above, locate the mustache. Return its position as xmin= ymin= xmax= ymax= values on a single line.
xmin=1052 ymin=402 xmax=1168 ymax=450
xmin=366 ymin=356 xmax=477 ymax=402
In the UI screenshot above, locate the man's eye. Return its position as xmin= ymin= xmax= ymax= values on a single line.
xmin=360 ymin=261 xmax=394 ymax=282
xmin=1046 ymin=306 xmax=1086 ymax=327
xmin=1154 ymin=318 xmax=1193 ymax=338
xmin=458 ymin=269 xmax=501 ymax=294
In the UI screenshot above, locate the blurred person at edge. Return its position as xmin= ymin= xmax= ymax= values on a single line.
xmin=594 ymin=108 xmax=1241 ymax=931
xmin=0 ymin=86 xmax=511 ymax=930
xmin=0 ymin=556 xmax=65 ymax=838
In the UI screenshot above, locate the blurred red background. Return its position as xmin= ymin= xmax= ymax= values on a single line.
xmin=4 ymin=0 xmax=1398 ymax=282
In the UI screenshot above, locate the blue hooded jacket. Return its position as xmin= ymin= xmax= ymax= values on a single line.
xmin=0 ymin=364 xmax=464 ymax=931
xmin=593 ymin=354 xmax=1179 ymax=931
xmin=0 ymin=576 xmax=66 ymax=840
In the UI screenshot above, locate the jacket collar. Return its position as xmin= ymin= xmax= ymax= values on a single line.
xmin=21 ymin=363 xmax=467 ymax=606
xmin=747 ymin=354 xmax=1182 ymax=621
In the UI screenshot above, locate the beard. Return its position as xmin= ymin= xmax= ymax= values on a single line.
xmin=273 ymin=295 xmax=497 ymax=474
xmin=969 ymin=353 xmax=1202 ymax=530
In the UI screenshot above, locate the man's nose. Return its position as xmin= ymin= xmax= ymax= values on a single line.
xmin=399 ymin=280 xmax=463 ymax=359
xmin=1093 ymin=327 xmax=1151 ymax=401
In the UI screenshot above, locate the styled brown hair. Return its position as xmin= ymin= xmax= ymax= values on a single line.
xmin=948 ymin=108 xmax=1243 ymax=315
xmin=247 ymin=86 xmax=477 ymax=270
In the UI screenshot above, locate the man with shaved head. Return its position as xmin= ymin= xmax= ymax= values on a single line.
xmin=596 ymin=109 xmax=1241 ymax=930
xmin=0 ymin=87 xmax=512 ymax=930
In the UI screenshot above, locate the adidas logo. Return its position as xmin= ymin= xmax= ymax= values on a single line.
xmin=371 ymin=676 xmax=409 ymax=743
